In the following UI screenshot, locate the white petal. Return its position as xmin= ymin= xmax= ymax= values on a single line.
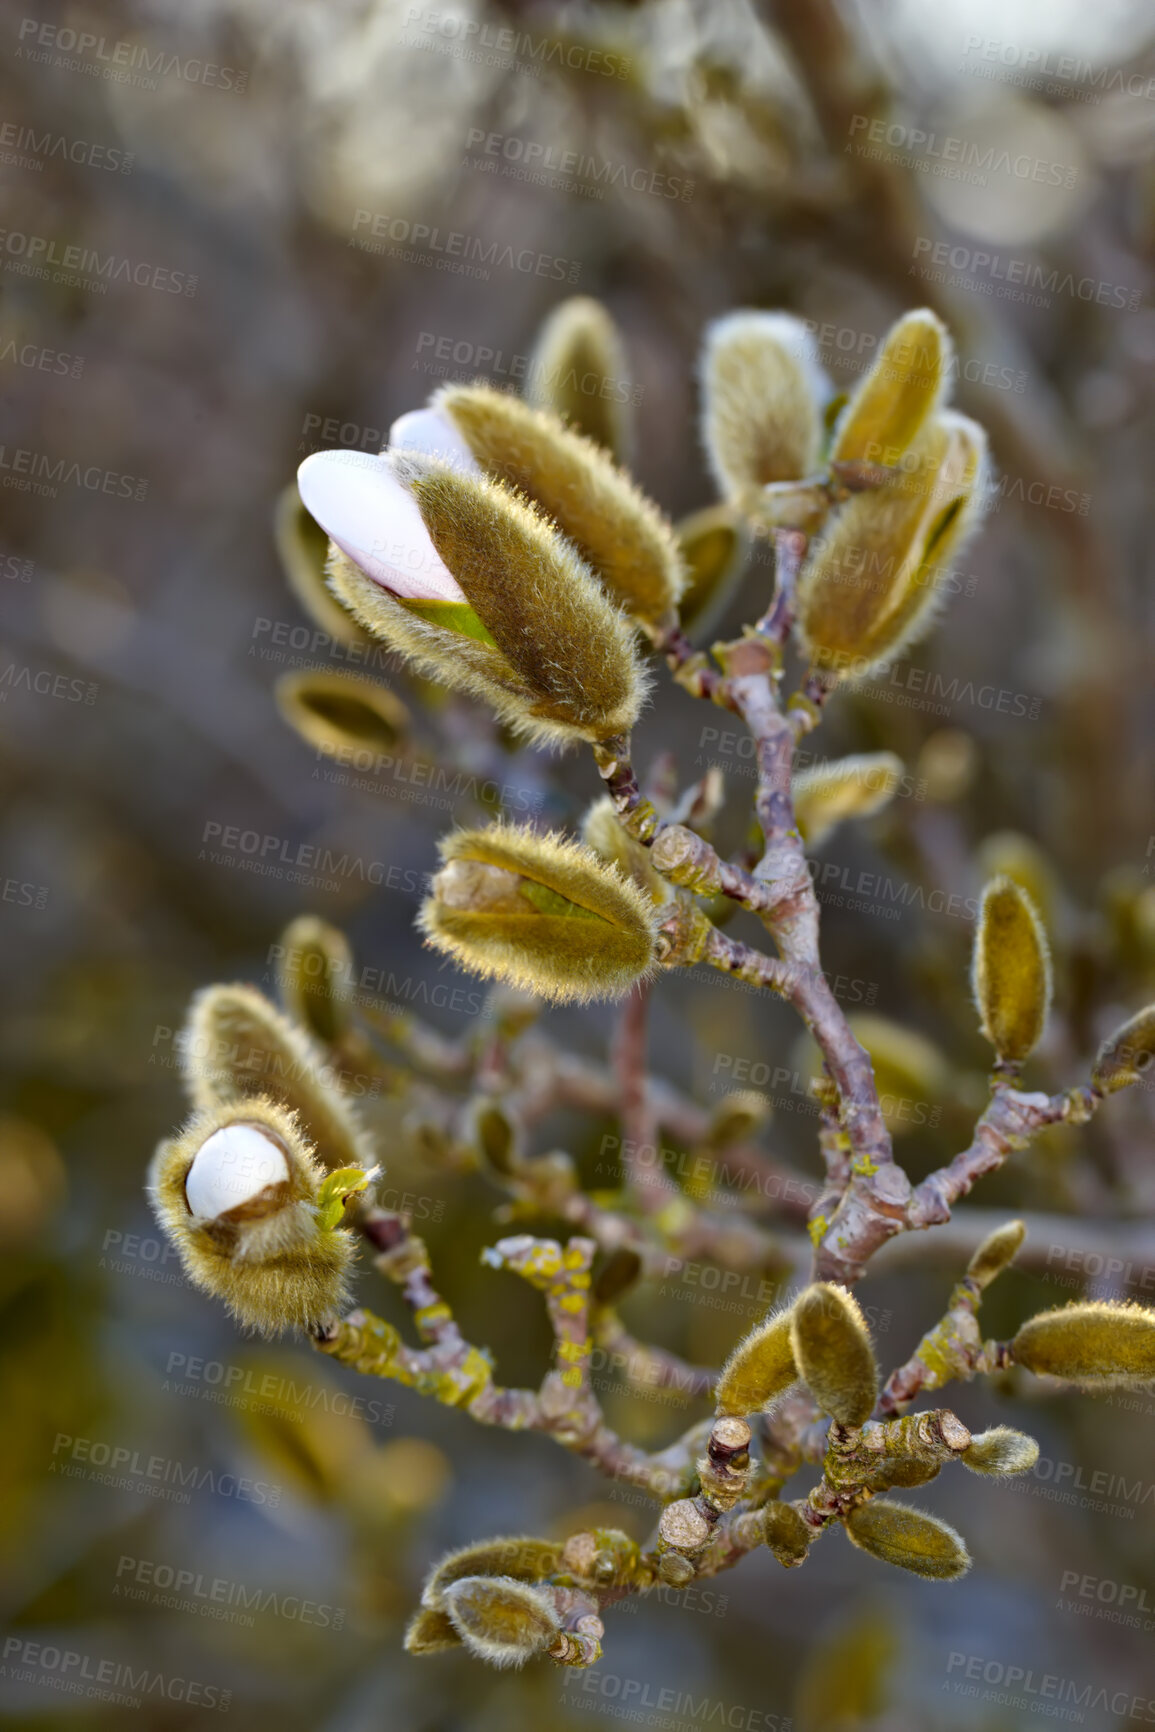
xmin=390 ymin=407 xmax=481 ymax=475
xmin=185 ymin=1123 xmax=289 ymax=1219
xmin=297 ymin=449 xmax=466 ymax=604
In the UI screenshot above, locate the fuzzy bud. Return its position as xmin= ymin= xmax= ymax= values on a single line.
xmin=419 ymin=823 xmax=660 ymax=1005
xmin=441 ymin=1575 xmax=561 ymax=1669
xmin=791 ymin=1284 xmax=878 ymax=1427
xmin=302 ymin=448 xmax=645 ymax=746
xmin=966 ymin=1219 xmax=1026 ymax=1290
xmin=830 ymin=310 xmax=951 ymax=467
xmin=792 ymin=752 xmax=904 ymax=848
xmin=423 ymin=1536 xmax=563 ymax=1608
xmin=972 ymin=876 xmax=1052 ymax=1065
xmin=1092 ymin=1005 xmax=1155 ymax=1094
xmin=674 ymin=503 xmax=750 ymax=640
xmin=1012 ymin=1300 xmax=1155 ymax=1387
xmin=426 ymin=383 xmax=683 ymax=630
xmin=960 ymin=1426 xmax=1039 ymax=1476
xmin=526 ymin=296 xmax=631 ymax=460
xmin=181 ymin=984 xmax=372 ymax=1172
xmin=844 ymin=1498 xmax=970 ymax=1580
xmin=700 ymin=311 xmax=827 ymax=503
xmin=404 ymin=1606 xmax=462 ymax=1654
xmin=147 ymin=1097 xmax=362 ymax=1334
xmin=582 ymin=795 xmax=671 ymax=905
xmin=275 ymin=669 xmax=409 ymax=761
xmin=759 ymin=1500 xmax=812 ymax=1567
xmin=276 ymin=916 xmax=354 ymax=1047
xmin=273 ymin=482 xmax=366 ymax=646
xmin=796 ymin=410 xmax=988 ymax=680
xmin=715 ymin=1306 xmax=797 ymax=1416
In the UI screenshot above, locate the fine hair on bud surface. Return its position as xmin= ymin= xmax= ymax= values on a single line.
xmin=790 ymin=1283 xmax=878 ymax=1427
xmin=960 ymin=1426 xmax=1039 ymax=1476
xmin=1012 ymin=1300 xmax=1155 ymax=1387
xmin=526 ymin=295 xmax=631 ymax=461
xmin=440 ymin=1575 xmax=561 ymax=1668
xmin=422 ymin=1536 xmax=563 ymax=1607
xmin=700 ymin=310 xmax=828 ymax=501
xmin=966 ymin=1219 xmax=1026 ymax=1288
xmin=844 ymin=1498 xmax=971 ymax=1580
xmin=830 ymin=309 xmax=952 ymax=466
xmin=714 ymin=1304 xmax=797 ymax=1416
xmin=792 ymin=752 xmax=904 ymax=848
xmin=972 ymin=875 xmax=1052 ymax=1064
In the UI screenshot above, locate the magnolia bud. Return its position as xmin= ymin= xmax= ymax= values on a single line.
xmin=844 ymin=1497 xmax=970 ymax=1580
xmin=972 ymin=876 xmax=1052 ymax=1065
xmin=1092 ymin=1004 xmax=1155 ymax=1094
xmin=420 ymin=383 xmax=683 ymax=630
xmin=700 ymin=311 xmax=828 ymax=501
xmin=419 ymin=823 xmax=660 ymax=1005
xmin=526 ymin=296 xmax=631 ymax=460
xmin=759 ymin=1500 xmax=812 ymax=1567
xmin=960 ymin=1426 xmax=1039 ymax=1476
xmin=304 ymin=447 xmax=645 ymax=747
xmin=715 ymin=1306 xmax=797 ymax=1416
xmin=276 ymin=916 xmax=354 ymax=1047
xmin=273 ymin=482 xmax=366 ymax=647
xmin=147 ymin=1097 xmax=362 ymax=1334
xmin=1012 ymin=1300 xmax=1155 ymax=1386
xmin=581 ymin=795 xmax=671 ymax=905
xmin=422 ymin=1536 xmax=563 ymax=1608
xmin=275 ymin=669 xmax=409 ymax=761
xmin=181 ymin=984 xmax=372 ymax=1172
xmin=796 ymin=411 xmax=989 ymax=680
xmin=404 ymin=1606 xmax=462 ymax=1654
xmin=830 ymin=310 xmax=951 ymax=467
xmin=441 ymin=1575 xmax=561 ymax=1669
xmin=791 ymin=1284 xmax=878 ymax=1428
xmin=792 ymin=752 xmax=904 ymax=848
xmin=674 ymin=504 xmax=750 ymax=640
xmin=966 ymin=1219 xmax=1025 ymax=1290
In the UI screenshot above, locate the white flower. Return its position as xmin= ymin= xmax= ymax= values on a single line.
xmin=297 ymin=448 xmax=467 ymax=603
xmin=184 ymin=1123 xmax=289 ymax=1219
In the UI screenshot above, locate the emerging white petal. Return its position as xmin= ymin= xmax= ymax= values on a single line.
xmin=390 ymin=407 xmax=481 ymax=474
xmin=297 ymin=449 xmax=466 ymax=603
xmin=185 ymin=1123 xmax=289 ymax=1218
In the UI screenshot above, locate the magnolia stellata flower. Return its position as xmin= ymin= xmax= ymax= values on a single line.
xmin=419 ymin=822 xmax=661 ymax=1004
xmin=147 ymin=1095 xmax=366 ymax=1334
xmin=298 ymin=446 xmax=645 ymax=747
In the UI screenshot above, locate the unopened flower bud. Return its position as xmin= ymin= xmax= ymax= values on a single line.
xmin=276 ymin=916 xmax=354 ymax=1047
xmin=440 ymin=1575 xmax=561 ymax=1669
xmin=404 ymin=1606 xmax=462 ymax=1654
xmin=715 ymin=1305 xmax=797 ymax=1416
xmin=419 ymin=823 xmax=660 ymax=1005
xmin=972 ymin=876 xmax=1052 ymax=1065
xmin=966 ymin=1219 xmax=1025 ymax=1290
xmin=526 ymin=296 xmax=632 ymax=461
xmin=275 ymin=669 xmax=409 ymax=762
xmin=422 ymin=1536 xmax=563 ymax=1608
xmin=844 ymin=1497 xmax=970 ymax=1580
xmin=792 ymin=752 xmax=904 ymax=848
xmin=1012 ymin=1300 xmax=1155 ymax=1387
xmin=960 ymin=1426 xmax=1039 ymax=1476
xmin=147 ymin=1097 xmax=362 ymax=1334
xmin=700 ymin=311 xmax=828 ymax=501
xmin=1092 ymin=1004 xmax=1155 ymax=1094
xmin=830 ymin=310 xmax=951 ymax=467
xmin=791 ymin=1284 xmax=878 ymax=1428
xmin=582 ymin=795 xmax=671 ymax=905
xmin=759 ymin=1500 xmax=812 ymax=1566
xmin=303 ymin=447 xmax=645 ymax=746
xmin=674 ymin=504 xmax=750 ymax=639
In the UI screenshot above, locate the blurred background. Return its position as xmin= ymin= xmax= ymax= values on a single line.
xmin=3 ymin=0 xmax=1155 ymax=1725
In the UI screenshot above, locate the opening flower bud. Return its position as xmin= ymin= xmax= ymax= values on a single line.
xmin=972 ymin=876 xmax=1052 ymax=1065
xmin=423 ymin=1537 xmax=563 ymax=1608
xmin=441 ymin=1575 xmax=561 ymax=1669
xmin=700 ymin=311 xmax=828 ymax=501
xmin=792 ymin=752 xmax=904 ymax=848
xmin=791 ymin=1283 xmax=878 ymax=1427
xmin=184 ymin=1122 xmax=289 ymax=1220
xmin=419 ymin=823 xmax=660 ymax=1005
xmin=844 ymin=1498 xmax=970 ymax=1580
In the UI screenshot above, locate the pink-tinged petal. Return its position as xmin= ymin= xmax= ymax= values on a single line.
xmin=297 ymin=449 xmax=466 ymax=604
xmin=390 ymin=407 xmax=481 ymax=474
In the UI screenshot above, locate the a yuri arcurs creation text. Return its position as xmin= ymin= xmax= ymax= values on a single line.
xmin=149 ymin=298 xmax=1155 ymax=1670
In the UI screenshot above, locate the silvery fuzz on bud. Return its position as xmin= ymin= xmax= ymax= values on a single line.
xmin=792 ymin=752 xmax=904 ymax=848
xmin=700 ymin=310 xmax=828 ymax=503
xmin=971 ymin=876 xmax=1052 ymax=1065
xmin=275 ymin=669 xmax=409 ymax=761
xmin=844 ymin=1498 xmax=970 ymax=1580
xmin=526 ymin=295 xmax=631 ymax=461
xmin=960 ymin=1426 xmax=1039 ymax=1476
xmin=714 ymin=1305 xmax=797 ymax=1416
xmin=420 ymin=823 xmax=661 ymax=1005
xmin=147 ymin=1096 xmax=359 ymax=1335
xmin=440 ymin=1575 xmax=561 ymax=1668
xmin=790 ymin=1284 xmax=878 ymax=1427
xmin=276 ymin=915 xmax=354 ymax=1047
xmin=397 ymin=382 xmax=683 ymax=631
xmin=299 ymin=446 xmax=645 ymax=746
xmin=759 ymin=1500 xmax=811 ymax=1567
xmin=422 ymin=1537 xmax=563 ymax=1609
xmin=1012 ymin=1300 xmax=1155 ymax=1387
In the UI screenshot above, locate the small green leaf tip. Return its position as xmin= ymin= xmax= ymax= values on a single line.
xmin=960 ymin=1426 xmax=1039 ymax=1476
xmin=844 ymin=1498 xmax=971 ymax=1580
xmin=1012 ymin=1300 xmax=1155 ymax=1387
xmin=1092 ymin=1004 xmax=1155 ymax=1094
xmin=714 ymin=1306 xmax=797 ymax=1416
xmin=419 ymin=823 xmax=661 ymax=1005
xmin=441 ymin=1575 xmax=561 ymax=1669
xmin=966 ymin=1219 xmax=1026 ymax=1289
xmin=790 ymin=1283 xmax=878 ymax=1427
xmin=972 ymin=875 xmax=1052 ymax=1064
